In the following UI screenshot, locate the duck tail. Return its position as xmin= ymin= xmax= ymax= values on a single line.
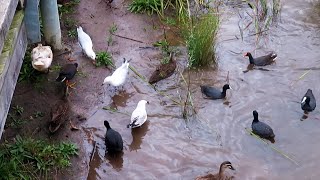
xmin=127 ymin=123 xmax=132 ymax=128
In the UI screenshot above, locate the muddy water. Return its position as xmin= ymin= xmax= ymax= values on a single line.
xmin=74 ymin=0 xmax=320 ymax=179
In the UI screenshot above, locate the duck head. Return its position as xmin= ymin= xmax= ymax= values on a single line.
xmin=253 ymin=110 xmax=259 ymax=122
xmin=220 ymin=161 xmax=235 ymax=171
xmin=138 ymin=100 xmax=149 ymax=107
xmin=86 ymin=49 xmax=96 ymax=60
xmin=102 ymin=76 xmax=113 ymax=85
xmin=223 ymin=84 xmax=232 ymax=91
xmin=104 ymin=120 xmax=111 ymax=130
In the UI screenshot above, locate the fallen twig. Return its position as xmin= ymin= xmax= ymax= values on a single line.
xmin=245 ymin=128 xmax=299 ymax=165
xmin=111 ymin=33 xmax=145 ymax=43
xmin=90 ymin=141 xmax=97 ymax=162
xmin=290 ymin=69 xmax=311 ymax=87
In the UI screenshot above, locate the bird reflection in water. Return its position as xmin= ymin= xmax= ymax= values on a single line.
xmin=129 ymin=120 xmax=150 ymax=151
xmin=105 ymin=151 xmax=124 ymax=171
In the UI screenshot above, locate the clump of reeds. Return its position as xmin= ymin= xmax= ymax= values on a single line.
xmin=185 ymin=12 xmax=219 ymax=68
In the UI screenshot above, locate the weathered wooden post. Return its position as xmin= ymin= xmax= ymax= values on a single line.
xmin=39 ymin=0 xmax=62 ymax=49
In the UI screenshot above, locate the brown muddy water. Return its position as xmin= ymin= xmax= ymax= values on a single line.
xmin=56 ymin=0 xmax=320 ymax=179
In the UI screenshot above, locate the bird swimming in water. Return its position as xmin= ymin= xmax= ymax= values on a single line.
xmin=127 ymin=100 xmax=149 ymax=128
xmin=301 ymin=89 xmax=316 ymax=112
xmin=195 ymin=161 xmax=235 ymax=180
xmin=251 ymin=110 xmax=275 ymax=140
xmin=244 ymin=52 xmax=277 ymax=66
xmin=200 ymin=84 xmax=232 ymax=100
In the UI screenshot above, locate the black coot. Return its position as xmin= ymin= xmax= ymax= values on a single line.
xmin=56 ymin=63 xmax=78 ymax=82
xmin=200 ymin=84 xmax=231 ymax=99
xmin=301 ymin=89 xmax=316 ymax=112
xmin=244 ymin=52 xmax=277 ymax=66
xmin=251 ymin=110 xmax=275 ymax=139
xmin=104 ymin=120 xmax=123 ymax=153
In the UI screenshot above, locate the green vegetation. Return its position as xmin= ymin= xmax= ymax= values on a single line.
xmin=0 ymin=136 xmax=78 ymax=179
xmin=107 ymin=23 xmax=118 ymax=46
xmin=68 ymin=29 xmax=77 ymax=38
xmin=6 ymin=114 xmax=27 ymax=129
xmin=33 ymin=111 xmax=44 ymax=119
xmin=128 ymin=0 xmax=220 ymax=68
xmin=153 ymin=39 xmax=169 ymax=54
xmin=186 ymin=13 xmax=219 ymax=67
xmin=13 ymin=105 xmax=24 ymax=116
xmin=58 ymin=0 xmax=81 ymax=18
xmin=128 ymin=0 xmax=162 ymax=15
xmin=95 ymin=51 xmax=114 ymax=68
xmin=58 ymin=0 xmax=80 ymax=40
xmin=246 ymin=0 xmax=281 ymax=34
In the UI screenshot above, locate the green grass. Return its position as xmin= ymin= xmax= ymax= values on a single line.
xmin=153 ymin=39 xmax=170 ymax=54
xmin=0 ymin=136 xmax=78 ymax=179
xmin=186 ymin=13 xmax=219 ymax=68
xmin=107 ymin=23 xmax=118 ymax=46
xmin=68 ymin=29 xmax=77 ymax=38
xmin=12 ymin=105 xmax=24 ymax=116
xmin=128 ymin=0 xmax=162 ymax=15
xmin=58 ymin=0 xmax=81 ymax=18
xmin=95 ymin=51 xmax=114 ymax=68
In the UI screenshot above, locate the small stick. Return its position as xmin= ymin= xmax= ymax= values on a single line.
xmin=245 ymin=128 xmax=299 ymax=165
xmin=90 ymin=141 xmax=97 ymax=162
xmin=111 ymin=33 xmax=145 ymax=43
xmin=290 ymin=69 xmax=311 ymax=87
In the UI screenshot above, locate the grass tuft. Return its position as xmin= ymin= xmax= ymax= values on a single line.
xmin=128 ymin=0 xmax=162 ymax=15
xmin=186 ymin=13 xmax=219 ymax=68
xmin=95 ymin=51 xmax=114 ymax=68
xmin=0 ymin=136 xmax=78 ymax=179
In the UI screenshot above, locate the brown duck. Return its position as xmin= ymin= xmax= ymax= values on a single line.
xmin=196 ymin=161 xmax=235 ymax=180
xmin=49 ymin=94 xmax=70 ymax=133
xmin=149 ymin=52 xmax=176 ymax=84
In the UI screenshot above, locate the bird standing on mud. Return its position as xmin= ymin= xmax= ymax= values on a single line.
xmin=127 ymin=100 xmax=149 ymax=128
xmin=104 ymin=120 xmax=123 ymax=153
xmin=149 ymin=52 xmax=177 ymax=84
xmin=31 ymin=44 xmax=53 ymax=73
xmin=49 ymin=94 xmax=70 ymax=133
xmin=56 ymin=63 xmax=78 ymax=92
xmin=77 ymin=26 xmax=96 ymax=63
xmin=102 ymin=58 xmax=130 ymax=91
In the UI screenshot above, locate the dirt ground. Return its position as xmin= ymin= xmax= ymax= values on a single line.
xmin=2 ymin=0 xmax=175 ymax=179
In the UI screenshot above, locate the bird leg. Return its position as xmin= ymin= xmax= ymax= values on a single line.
xmin=65 ymin=80 xmax=76 ymax=89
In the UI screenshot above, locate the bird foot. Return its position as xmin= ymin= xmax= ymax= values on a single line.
xmin=66 ymin=82 xmax=77 ymax=89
